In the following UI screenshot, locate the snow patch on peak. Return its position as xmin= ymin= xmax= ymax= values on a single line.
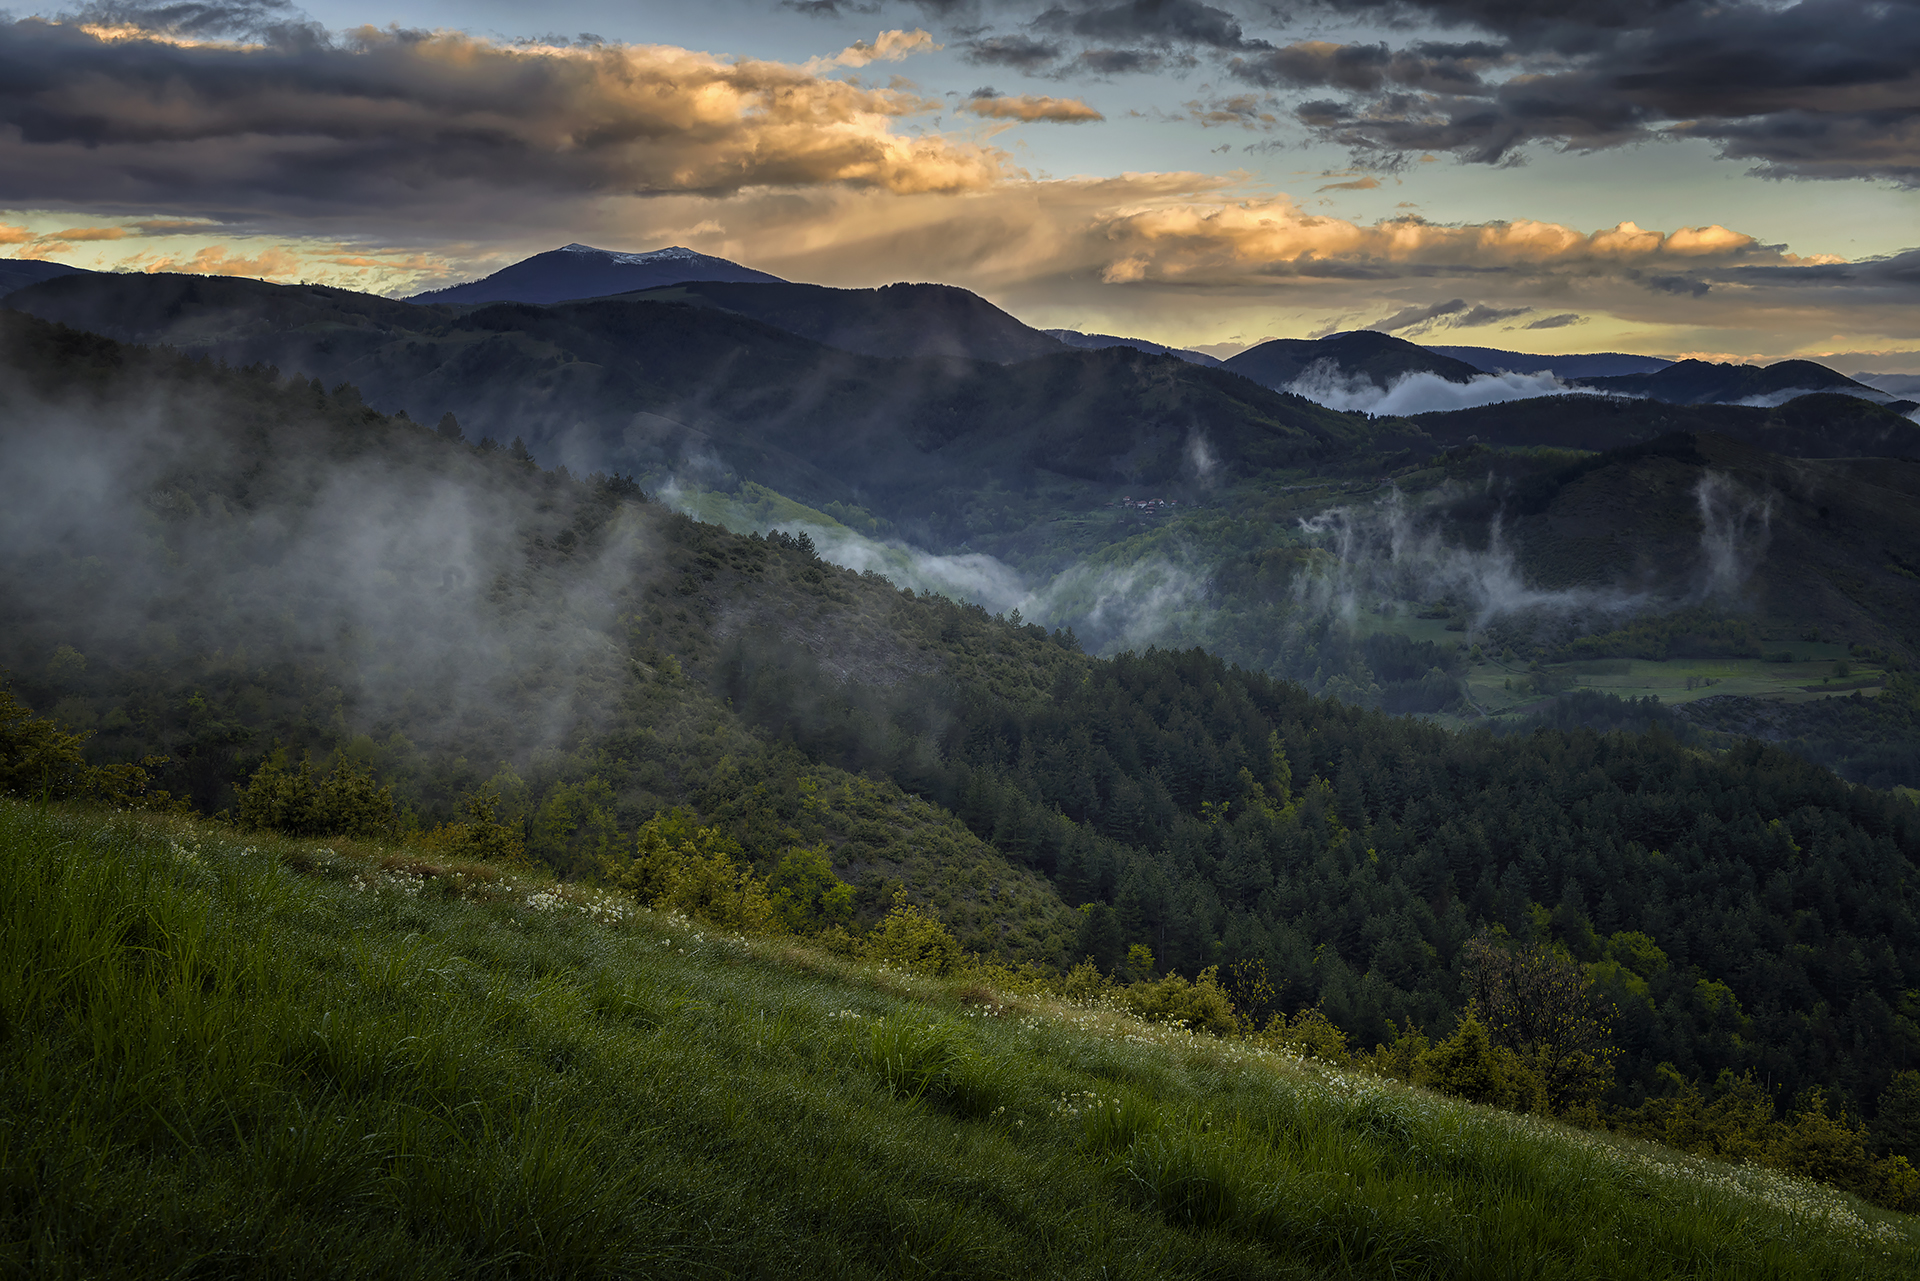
xmin=558 ymin=243 xmax=703 ymax=265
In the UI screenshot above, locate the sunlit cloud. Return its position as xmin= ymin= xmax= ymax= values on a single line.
xmin=959 ymin=92 xmax=1105 ymax=123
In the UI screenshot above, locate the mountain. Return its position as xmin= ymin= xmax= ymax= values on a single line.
xmin=629 ymin=279 xmax=1068 ymax=363
xmin=0 ymin=257 xmax=92 ymax=297
xmin=1223 ymin=330 xmax=1487 ymax=392
xmin=1856 ymin=372 xmax=1920 ymax=398
xmin=1443 ymin=431 xmax=1920 ymax=653
xmin=1578 ymin=358 xmax=1887 ymax=405
xmin=406 ymin=243 xmax=784 ymax=305
xmin=3 ymin=271 xmax=1369 ymax=542
xmin=1408 ymin=390 xmax=1920 ymax=459
xmin=1427 ymin=345 xmax=1671 ymax=380
xmin=10 ymin=306 xmax=1920 ymax=1151
xmin=1044 ymin=329 xmax=1224 ymax=366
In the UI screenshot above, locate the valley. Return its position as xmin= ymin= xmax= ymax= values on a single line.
xmin=5 ymin=247 xmax=1920 ymax=1269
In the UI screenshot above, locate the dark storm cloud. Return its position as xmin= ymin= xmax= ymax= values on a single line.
xmin=1362 ymin=297 xmax=1533 ymax=333
xmin=1645 ymin=275 xmax=1711 ymax=297
xmin=1032 ymin=0 xmax=1269 ymax=50
xmin=1368 ymin=297 xmax=1466 ymax=330
xmin=0 ymin=16 xmax=1007 ymax=226
xmin=1258 ymin=0 xmax=1920 ymax=184
xmin=961 ymin=33 xmax=1065 ymax=67
xmin=1069 ymin=45 xmax=1174 ymax=74
xmin=74 ymin=0 xmax=323 ymax=40
xmin=1230 ymin=38 xmax=1505 ymax=93
xmin=1456 ymin=302 xmax=1530 ymax=325
xmin=784 ymin=0 xmax=883 ymax=15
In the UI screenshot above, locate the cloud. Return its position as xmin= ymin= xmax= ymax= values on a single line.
xmin=1184 ymin=93 xmax=1278 ymax=129
xmin=1316 ymin=176 xmax=1381 ymax=191
xmin=961 ymin=34 xmax=1064 ymax=69
xmin=960 ymin=92 xmax=1104 ymax=122
xmin=1067 ymin=45 xmax=1174 ymax=75
xmin=1231 ymin=39 xmax=1508 ymax=94
xmin=1259 ymin=0 xmax=1920 ymax=184
xmin=1522 ymin=312 xmax=1585 ymax=330
xmin=1368 ymin=297 xmax=1467 ymax=332
xmin=817 ymin=28 xmax=940 ymax=68
xmin=0 ymin=18 xmax=1009 ymax=228
xmin=130 ymin=243 xmax=304 ymax=277
xmin=1358 ymin=298 xmax=1529 ymax=334
xmin=1032 ymin=0 xmax=1267 ymax=51
xmin=1646 ymin=275 xmax=1711 ymax=297
xmin=1287 ymin=361 xmax=1596 ymax=417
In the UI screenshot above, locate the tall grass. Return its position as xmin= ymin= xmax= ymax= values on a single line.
xmin=2 ymin=800 xmax=1914 ymax=1279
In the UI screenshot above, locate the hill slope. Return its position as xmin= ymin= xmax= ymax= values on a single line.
xmin=3 ymin=273 xmax=1369 ymax=540
xmin=1225 ymin=331 xmax=1487 ymax=391
xmin=8 ymin=803 xmax=1912 ymax=1278
xmin=1046 ymin=328 xmax=1224 ymax=366
xmin=1428 ymin=345 xmax=1671 ymax=379
xmin=1580 ymin=358 xmax=1888 ymax=405
xmin=7 ymin=310 xmax=1920 ymax=1138
xmin=1408 ymin=391 xmax=1920 ymax=458
xmin=630 ymin=279 xmax=1069 ymax=363
xmin=407 ymin=242 xmax=783 ymax=304
xmin=0 ymin=256 xmax=91 ymax=297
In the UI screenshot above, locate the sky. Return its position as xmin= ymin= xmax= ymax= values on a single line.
xmin=1 ymin=0 xmax=1917 ymax=366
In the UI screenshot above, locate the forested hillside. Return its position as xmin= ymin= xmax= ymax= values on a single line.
xmin=4 ymin=309 xmax=1920 ymax=1156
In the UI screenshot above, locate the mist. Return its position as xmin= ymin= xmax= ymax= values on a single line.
xmin=657 ymin=482 xmax=1207 ymax=654
xmin=1693 ymin=471 xmax=1773 ymax=598
xmin=1294 ymin=486 xmax=1650 ymax=632
xmin=1285 ymin=360 xmax=1599 ymax=416
xmin=0 ymin=370 xmax=657 ymax=785
xmin=1294 ymin=467 xmax=1773 ymax=635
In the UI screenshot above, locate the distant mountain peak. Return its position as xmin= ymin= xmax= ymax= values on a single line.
xmin=407 ymin=243 xmax=783 ymax=306
xmin=559 ymin=243 xmax=704 ymax=265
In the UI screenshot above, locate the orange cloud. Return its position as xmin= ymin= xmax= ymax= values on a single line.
xmin=0 ymin=22 xmax=1006 ymax=205
xmin=138 ymin=245 xmax=303 ymax=279
xmin=960 ymin=94 xmax=1103 ymax=124
xmin=820 ymin=29 xmax=939 ymax=69
xmin=45 ymin=226 xmax=128 ymax=241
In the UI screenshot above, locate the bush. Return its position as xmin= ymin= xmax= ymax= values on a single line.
xmin=236 ymin=751 xmax=394 ymax=838
xmin=1419 ymin=1013 xmax=1547 ymax=1113
xmin=1120 ymin=967 xmax=1237 ymax=1037
xmin=765 ymin=843 xmax=854 ymax=933
xmin=655 ymin=849 xmax=778 ymax=934
xmin=416 ymin=790 xmax=526 ymax=863
xmin=0 ymin=686 xmax=174 ymax=808
xmin=861 ymin=891 xmax=964 ymax=975
xmin=1258 ymin=1006 xmax=1352 ymax=1065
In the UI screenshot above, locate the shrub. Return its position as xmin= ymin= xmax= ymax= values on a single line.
xmin=1120 ymin=967 xmax=1238 ymax=1037
xmin=765 ymin=843 xmax=854 ymax=933
xmin=1258 ymin=1005 xmax=1353 ymax=1065
xmin=237 ymin=750 xmax=395 ymax=838
xmin=599 ymin=808 xmax=775 ymax=932
xmin=415 ymin=790 xmax=526 ymax=863
xmin=655 ymin=849 xmax=778 ymax=934
xmin=1419 ymin=1013 xmax=1547 ymax=1112
xmin=861 ymin=890 xmax=963 ymax=975
xmin=0 ymin=685 xmax=174 ymax=808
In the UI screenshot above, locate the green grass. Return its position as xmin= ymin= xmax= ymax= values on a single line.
xmin=1463 ymin=653 xmax=1888 ymax=716
xmin=4 ymin=800 xmax=1916 ymax=1279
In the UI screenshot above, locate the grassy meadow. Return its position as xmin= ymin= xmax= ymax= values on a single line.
xmin=4 ymin=798 xmax=1915 ymax=1279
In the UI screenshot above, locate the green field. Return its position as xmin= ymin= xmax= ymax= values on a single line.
xmin=5 ymin=799 xmax=1916 ymax=1279
xmin=1465 ymin=651 xmax=1886 ymax=717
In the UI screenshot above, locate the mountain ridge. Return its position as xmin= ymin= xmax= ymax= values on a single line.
xmin=406 ymin=242 xmax=785 ymax=305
